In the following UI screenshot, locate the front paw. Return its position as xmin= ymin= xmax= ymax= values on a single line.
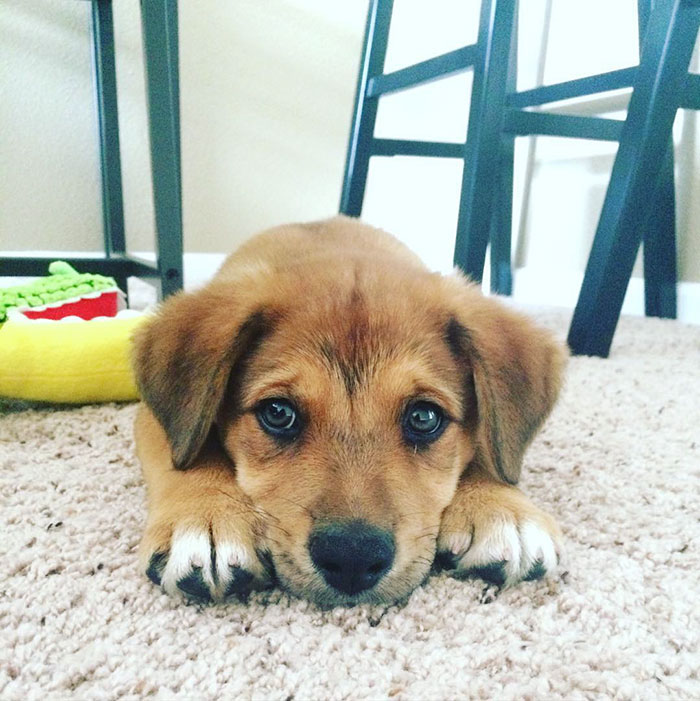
xmin=437 ymin=485 xmax=563 ymax=587
xmin=140 ymin=500 xmax=272 ymax=602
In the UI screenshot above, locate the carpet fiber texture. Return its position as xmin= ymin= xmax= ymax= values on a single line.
xmin=1 ymin=309 xmax=699 ymax=700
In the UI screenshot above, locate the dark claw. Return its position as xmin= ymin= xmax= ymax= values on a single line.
xmin=460 ymin=560 xmax=508 ymax=587
xmin=479 ymin=583 xmax=501 ymax=604
xmin=177 ymin=570 xmax=212 ymax=601
xmin=224 ymin=567 xmax=254 ymax=598
xmin=523 ymin=559 xmax=547 ymax=582
xmin=146 ymin=551 xmax=167 ymax=586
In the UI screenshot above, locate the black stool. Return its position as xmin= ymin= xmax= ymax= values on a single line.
xmin=341 ymin=0 xmax=700 ymax=357
xmin=1 ymin=0 xmax=183 ymax=301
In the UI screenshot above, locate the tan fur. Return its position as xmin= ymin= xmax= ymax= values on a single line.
xmin=437 ymin=466 xmax=563 ymax=555
xmin=133 ymin=216 xmax=567 ymax=606
xmin=135 ymin=406 xmax=269 ymax=589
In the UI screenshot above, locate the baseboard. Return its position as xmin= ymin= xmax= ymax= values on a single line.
xmin=510 ymin=266 xmax=700 ymax=325
xmin=180 ymin=256 xmax=700 ymax=326
xmin=3 ymin=254 xmax=698 ymax=326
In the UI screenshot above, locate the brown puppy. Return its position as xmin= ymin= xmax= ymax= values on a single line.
xmin=133 ymin=216 xmax=567 ymax=607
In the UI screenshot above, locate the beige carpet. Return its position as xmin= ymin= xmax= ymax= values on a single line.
xmin=1 ymin=308 xmax=699 ymax=700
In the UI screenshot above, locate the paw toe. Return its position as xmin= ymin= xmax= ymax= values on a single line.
xmin=160 ymin=530 xmax=216 ymax=599
xmin=224 ymin=567 xmax=254 ymax=598
xmin=146 ymin=530 xmax=265 ymax=602
xmin=523 ymin=559 xmax=547 ymax=582
xmin=146 ymin=551 xmax=167 ymax=586
xmin=518 ymin=521 xmax=560 ymax=580
xmin=451 ymin=521 xmax=522 ymax=584
xmin=438 ymin=517 xmax=561 ymax=588
xmin=177 ymin=569 xmax=213 ymax=601
xmin=215 ymin=542 xmax=261 ymax=599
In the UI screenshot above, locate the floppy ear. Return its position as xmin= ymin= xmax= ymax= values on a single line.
xmin=132 ymin=282 xmax=270 ymax=470
xmin=445 ymin=278 xmax=568 ymax=484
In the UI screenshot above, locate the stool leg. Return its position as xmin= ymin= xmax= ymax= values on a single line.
xmin=140 ymin=0 xmax=183 ymax=299
xmin=567 ymin=0 xmax=699 ymax=357
xmin=454 ymin=0 xmax=517 ymax=284
xmin=489 ymin=134 xmax=515 ymax=295
xmin=91 ymin=0 xmax=128 ymax=295
xmin=637 ymin=0 xmax=677 ymax=320
xmin=339 ymin=0 xmax=394 ymax=216
xmin=643 ymin=145 xmax=677 ymax=318
xmin=489 ymin=2 xmax=518 ymax=296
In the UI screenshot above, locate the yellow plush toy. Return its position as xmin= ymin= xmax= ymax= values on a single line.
xmin=0 ymin=310 xmax=147 ymax=403
xmin=0 ymin=261 xmax=150 ymax=403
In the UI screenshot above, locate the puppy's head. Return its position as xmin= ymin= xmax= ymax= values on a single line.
xmin=134 ymin=224 xmax=566 ymax=606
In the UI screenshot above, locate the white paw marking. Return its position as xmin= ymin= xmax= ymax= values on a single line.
xmin=160 ymin=529 xmax=252 ymax=600
xmin=518 ymin=521 xmax=558 ymax=576
xmin=450 ymin=519 xmax=560 ymax=585
xmin=160 ymin=530 xmax=214 ymax=596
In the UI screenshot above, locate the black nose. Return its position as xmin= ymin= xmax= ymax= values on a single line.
xmin=308 ymin=520 xmax=395 ymax=596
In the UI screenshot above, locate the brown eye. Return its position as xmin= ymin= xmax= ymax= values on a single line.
xmin=402 ymin=401 xmax=446 ymax=445
xmin=256 ymin=398 xmax=300 ymax=438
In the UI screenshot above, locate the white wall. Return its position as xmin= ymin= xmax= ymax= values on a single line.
xmin=2 ymin=0 xmax=699 ymax=294
xmin=363 ymin=0 xmax=700 ymax=286
xmin=0 ymin=1 xmax=103 ymax=252
xmin=0 ymin=0 xmax=367 ymax=254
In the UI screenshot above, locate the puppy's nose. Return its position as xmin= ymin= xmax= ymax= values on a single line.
xmin=308 ymin=520 xmax=395 ymax=596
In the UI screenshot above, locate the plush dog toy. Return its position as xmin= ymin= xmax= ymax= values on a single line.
xmin=0 ymin=262 xmax=147 ymax=403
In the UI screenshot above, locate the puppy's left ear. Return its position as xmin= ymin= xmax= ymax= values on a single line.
xmin=444 ymin=276 xmax=568 ymax=485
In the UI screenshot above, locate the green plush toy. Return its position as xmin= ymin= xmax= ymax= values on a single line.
xmin=0 ymin=261 xmax=119 ymax=323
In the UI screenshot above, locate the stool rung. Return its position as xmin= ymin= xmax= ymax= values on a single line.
xmin=508 ymin=66 xmax=637 ymax=108
xmin=504 ymin=110 xmax=624 ymax=141
xmin=367 ymin=45 xmax=478 ymax=98
xmin=372 ymin=138 xmax=464 ymax=158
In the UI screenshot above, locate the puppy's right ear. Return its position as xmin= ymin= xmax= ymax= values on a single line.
xmin=132 ymin=282 xmax=271 ymax=470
